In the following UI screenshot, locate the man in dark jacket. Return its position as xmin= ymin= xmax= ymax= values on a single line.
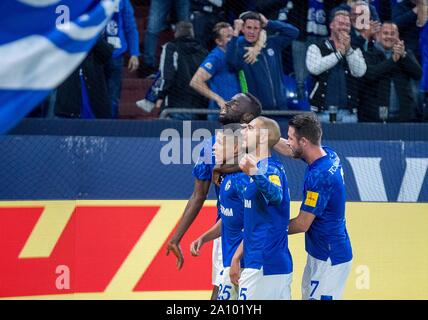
xmin=55 ymin=37 xmax=113 ymax=119
xmin=155 ymin=22 xmax=209 ymax=120
xmin=392 ymin=0 xmax=427 ymax=61
xmin=361 ymin=22 xmax=422 ymax=122
xmin=226 ymin=11 xmax=299 ymax=110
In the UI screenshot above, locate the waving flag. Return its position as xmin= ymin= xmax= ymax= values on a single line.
xmin=0 ymin=0 xmax=116 ymax=133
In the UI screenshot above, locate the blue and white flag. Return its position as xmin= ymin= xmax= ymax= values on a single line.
xmin=0 ymin=0 xmax=116 ymax=133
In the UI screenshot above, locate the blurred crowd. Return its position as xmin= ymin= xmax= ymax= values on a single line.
xmin=31 ymin=0 xmax=428 ymax=123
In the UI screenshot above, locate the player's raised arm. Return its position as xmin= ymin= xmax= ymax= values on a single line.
xmin=190 ymin=219 xmax=222 ymax=257
xmin=166 ymin=178 xmax=211 ymax=269
xmin=240 ymin=154 xmax=283 ymax=205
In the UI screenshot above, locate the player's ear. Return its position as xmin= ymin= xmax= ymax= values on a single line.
xmin=241 ymin=112 xmax=254 ymax=124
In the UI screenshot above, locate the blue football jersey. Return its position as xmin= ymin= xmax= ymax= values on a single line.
xmin=301 ymin=146 xmax=353 ymax=265
xmin=218 ymin=172 xmax=249 ymax=268
xmin=242 ymin=157 xmax=293 ymax=275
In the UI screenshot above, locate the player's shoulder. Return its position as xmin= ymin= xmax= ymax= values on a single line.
xmin=267 ymin=157 xmax=286 ymax=175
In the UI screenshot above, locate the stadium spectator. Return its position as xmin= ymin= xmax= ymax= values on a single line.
xmin=139 ymin=0 xmax=190 ymax=78
xmin=190 ymin=22 xmax=240 ymax=121
xmin=104 ymin=0 xmax=140 ymax=119
xmin=285 ymin=0 xmax=342 ymax=101
xmin=361 ymin=22 xmax=422 ymax=122
xmin=306 ymin=10 xmax=367 ymax=123
xmin=392 ymin=0 xmax=428 ymax=61
xmin=155 ymin=22 xmax=209 ymax=120
xmin=349 ymin=1 xmax=381 ymax=52
xmin=226 ymin=11 xmax=299 ymax=111
xmin=190 ymin=0 xmax=226 ymax=50
xmin=55 ymin=38 xmax=113 ymax=119
xmin=332 ymin=0 xmax=381 ymax=21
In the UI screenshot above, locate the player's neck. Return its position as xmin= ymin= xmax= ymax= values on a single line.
xmin=254 ymin=146 xmax=271 ymax=162
xmin=304 ymin=146 xmax=327 ymax=165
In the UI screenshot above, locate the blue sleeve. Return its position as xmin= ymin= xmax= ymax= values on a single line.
xmin=233 ymin=174 xmax=249 ymax=202
xmin=300 ymin=171 xmax=333 ymax=217
xmin=266 ymin=20 xmax=299 ymax=51
xmin=392 ymin=3 xmax=418 ymax=28
xmin=251 ymin=164 xmax=283 ymax=206
xmin=192 ymin=139 xmax=214 ymax=181
xmin=200 ymin=52 xmax=219 ymax=76
xmin=123 ymin=0 xmax=140 ymax=56
xmin=226 ymin=36 xmax=245 ymax=71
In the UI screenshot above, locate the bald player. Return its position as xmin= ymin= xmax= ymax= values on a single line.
xmin=230 ymin=116 xmax=293 ymax=300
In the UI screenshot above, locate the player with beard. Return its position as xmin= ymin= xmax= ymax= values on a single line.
xmin=274 ymin=113 xmax=353 ymax=300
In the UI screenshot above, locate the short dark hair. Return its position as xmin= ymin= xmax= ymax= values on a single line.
xmin=239 ymin=11 xmax=262 ymax=24
xmin=381 ymin=20 xmax=398 ymax=29
xmin=213 ymin=22 xmax=231 ymax=40
xmin=288 ymin=113 xmax=322 ymax=146
xmin=175 ymin=21 xmax=194 ymax=38
xmin=243 ymin=92 xmax=262 ymax=117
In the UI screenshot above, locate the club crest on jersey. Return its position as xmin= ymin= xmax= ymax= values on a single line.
xmin=225 ymin=180 xmax=231 ymax=191
xmin=267 ymin=48 xmax=275 ymax=56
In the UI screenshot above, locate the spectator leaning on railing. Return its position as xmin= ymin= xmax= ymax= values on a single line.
xmin=361 ymin=22 xmax=422 ymax=122
xmin=226 ymin=11 xmax=299 ymax=111
xmin=306 ymin=10 xmax=367 ymax=123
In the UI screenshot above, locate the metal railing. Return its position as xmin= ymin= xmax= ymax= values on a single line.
xmin=159 ymin=108 xmax=312 ymax=119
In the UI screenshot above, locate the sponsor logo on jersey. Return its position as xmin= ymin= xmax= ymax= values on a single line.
xmin=269 ymin=175 xmax=281 ymax=187
xmin=244 ymin=199 xmax=252 ymax=208
xmin=220 ymin=204 xmax=233 ymax=217
xmin=304 ymin=191 xmax=319 ymax=207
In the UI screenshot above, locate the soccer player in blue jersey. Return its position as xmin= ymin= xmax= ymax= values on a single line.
xmin=276 ymin=113 xmax=353 ymax=300
xmin=166 ymin=93 xmax=262 ymax=299
xmin=189 ymin=123 xmax=249 ymax=300
xmin=231 ymin=116 xmax=293 ymax=300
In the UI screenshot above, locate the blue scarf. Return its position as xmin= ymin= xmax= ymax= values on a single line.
xmin=307 ymin=0 xmax=328 ymax=36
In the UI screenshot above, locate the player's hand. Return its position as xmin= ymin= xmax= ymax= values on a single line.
xmin=239 ymin=154 xmax=258 ymax=176
xmin=229 ymin=258 xmax=240 ymax=286
xmin=190 ymin=237 xmax=204 ymax=256
xmin=128 ymin=55 xmax=139 ymax=72
xmin=166 ymin=240 xmax=184 ymax=269
xmin=212 ymin=166 xmax=223 ymax=187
